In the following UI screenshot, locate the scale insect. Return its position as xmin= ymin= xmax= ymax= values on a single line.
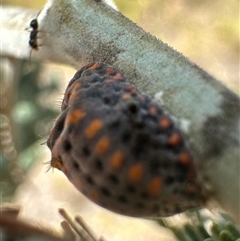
xmin=47 ymin=62 xmax=205 ymax=218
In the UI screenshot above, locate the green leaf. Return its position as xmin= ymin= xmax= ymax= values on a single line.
xmin=219 ymin=230 xmax=237 ymax=241
xmin=225 ymin=221 xmax=240 ymax=239
xmin=184 ymin=223 xmax=202 ymax=241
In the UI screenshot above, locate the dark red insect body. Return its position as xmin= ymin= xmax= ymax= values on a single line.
xmin=47 ymin=62 xmax=204 ymax=217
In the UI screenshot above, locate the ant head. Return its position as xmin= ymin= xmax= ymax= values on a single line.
xmin=30 ymin=19 xmax=38 ymax=29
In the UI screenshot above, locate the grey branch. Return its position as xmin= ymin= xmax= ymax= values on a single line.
xmin=2 ymin=0 xmax=240 ymax=223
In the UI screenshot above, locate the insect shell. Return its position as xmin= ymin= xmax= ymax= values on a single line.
xmin=47 ymin=62 xmax=204 ymax=217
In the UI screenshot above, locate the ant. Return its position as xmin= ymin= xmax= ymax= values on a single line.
xmin=26 ymin=10 xmax=43 ymax=56
xmin=28 ymin=18 xmax=39 ymax=50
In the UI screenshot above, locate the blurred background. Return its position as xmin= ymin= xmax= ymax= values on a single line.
xmin=1 ymin=0 xmax=239 ymax=240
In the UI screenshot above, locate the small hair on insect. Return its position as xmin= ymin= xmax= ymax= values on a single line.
xmin=42 ymin=160 xmax=53 ymax=173
xmin=40 ymin=140 xmax=48 ymax=146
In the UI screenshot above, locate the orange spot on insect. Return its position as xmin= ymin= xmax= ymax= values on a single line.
xmin=130 ymin=88 xmax=137 ymax=95
xmin=105 ymin=67 xmax=116 ymax=75
xmin=147 ymin=177 xmax=162 ymax=197
xmin=73 ymin=82 xmax=81 ymax=90
xmin=85 ymin=119 xmax=103 ymax=138
xmin=168 ymin=132 xmax=182 ymax=146
xmin=51 ymin=140 xmax=69 ymax=173
xmin=124 ymin=85 xmax=137 ymax=95
xmin=178 ymin=151 xmax=196 ymax=180
xmin=68 ymin=81 xmax=82 ymax=93
xmin=128 ymin=163 xmax=144 ymax=183
xmin=88 ymin=63 xmax=101 ymax=70
xmin=51 ymin=156 xmax=63 ymax=170
xmin=95 ymin=136 xmax=110 ymax=155
xmin=113 ymin=72 xmax=124 ymax=81
xmin=69 ymin=92 xmax=77 ymax=102
xmin=158 ymin=116 xmax=172 ymax=129
xmin=68 ymin=83 xmax=81 ymax=101
xmin=110 ymin=151 xmax=124 ymax=169
xmin=51 ymin=143 xmax=63 ymax=170
xmin=65 ymin=109 xmax=86 ymax=125
xmin=122 ymin=93 xmax=131 ymax=100
xmin=179 ymin=151 xmax=192 ymax=165
xmin=149 ymin=106 xmax=158 ymax=115
xmin=106 ymin=73 xmax=124 ymax=83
